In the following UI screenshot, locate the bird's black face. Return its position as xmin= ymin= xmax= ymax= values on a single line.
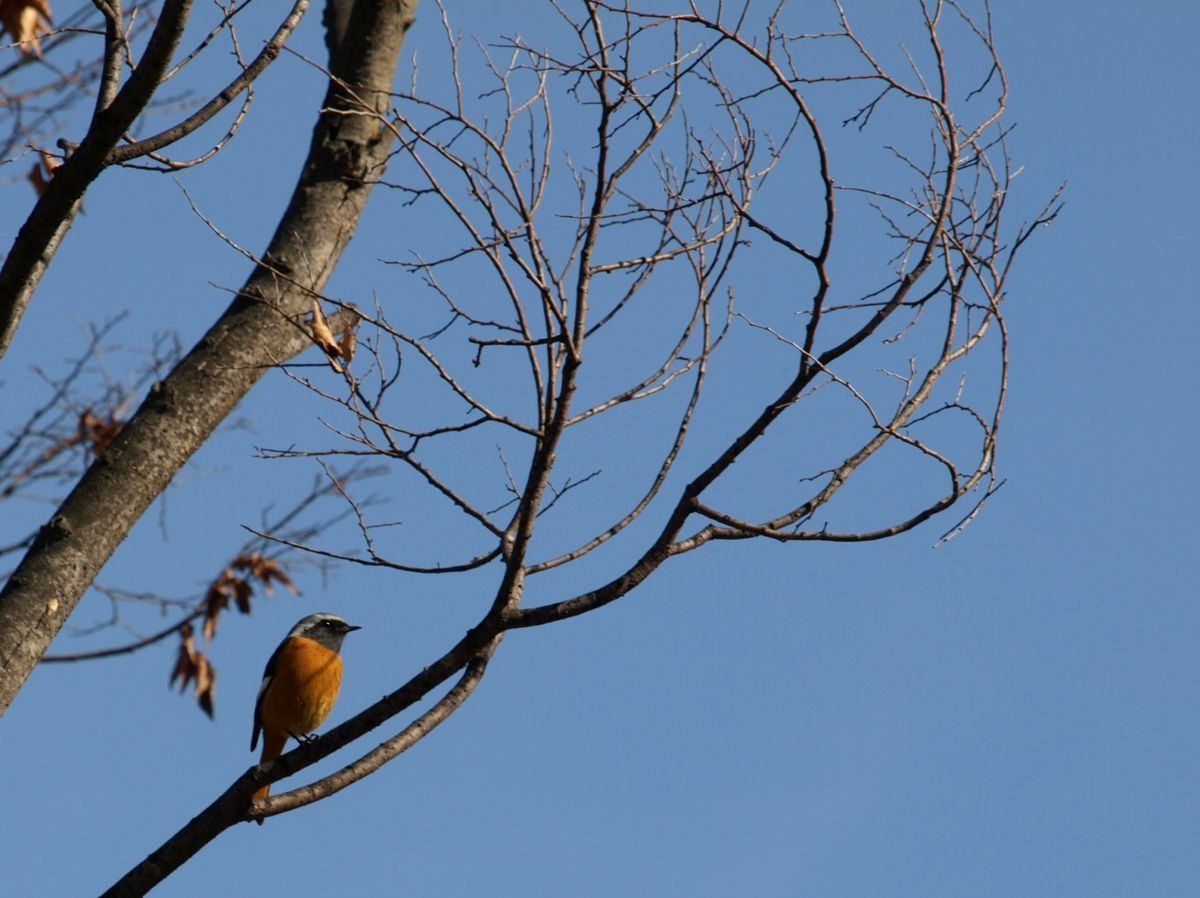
xmin=318 ymin=617 xmax=361 ymax=636
xmin=291 ymin=613 xmax=361 ymax=652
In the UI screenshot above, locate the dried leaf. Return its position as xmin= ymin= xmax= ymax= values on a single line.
xmin=78 ymin=409 xmax=122 ymax=456
xmin=202 ymin=605 xmax=220 ymax=643
xmin=310 ymin=301 xmax=343 ymax=372
xmin=257 ymin=558 xmax=299 ymax=597
xmin=233 ymin=577 xmax=252 ymax=614
xmin=202 ymin=573 xmax=232 ymax=642
xmin=337 ymin=324 xmax=356 ymax=363
xmin=27 ymin=163 xmax=48 ymax=197
xmin=0 ymin=0 xmax=53 ymax=58
xmin=194 ymin=655 xmax=216 ymax=718
xmin=232 ymin=551 xmax=299 ymax=597
xmin=169 ymin=623 xmax=199 ymax=691
xmin=168 ymin=624 xmax=217 ymax=717
xmin=230 ymin=551 xmax=258 ymax=571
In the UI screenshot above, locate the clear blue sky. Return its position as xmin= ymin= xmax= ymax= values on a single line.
xmin=2 ymin=2 xmax=1197 ymax=896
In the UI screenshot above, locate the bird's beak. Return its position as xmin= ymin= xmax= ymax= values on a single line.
xmin=345 ymin=624 xmax=363 ymax=633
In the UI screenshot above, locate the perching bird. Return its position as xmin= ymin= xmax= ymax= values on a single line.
xmin=251 ymin=612 xmax=360 ymax=802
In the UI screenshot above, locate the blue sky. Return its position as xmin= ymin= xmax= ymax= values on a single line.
xmin=2 ymin=1 xmax=1197 ymax=896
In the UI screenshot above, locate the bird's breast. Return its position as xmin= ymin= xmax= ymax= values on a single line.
xmin=260 ymin=636 xmax=344 ymax=736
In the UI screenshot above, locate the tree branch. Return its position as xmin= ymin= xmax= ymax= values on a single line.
xmin=0 ymin=0 xmax=195 ymax=361
xmin=107 ymin=0 xmax=309 ymax=164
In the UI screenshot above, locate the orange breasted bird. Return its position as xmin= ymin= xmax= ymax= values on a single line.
xmin=251 ymin=612 xmax=360 ymax=802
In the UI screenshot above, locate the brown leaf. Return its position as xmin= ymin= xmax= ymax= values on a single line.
xmin=232 ymin=551 xmax=269 ymax=578
xmin=1 ymin=0 xmax=53 ymax=58
xmin=337 ymin=324 xmax=356 ymax=364
xmin=202 ymin=573 xmax=232 ymax=642
xmin=39 ymin=149 xmax=60 ymax=174
xmin=168 ymin=624 xmax=217 ymax=717
xmin=169 ymin=623 xmax=199 ymax=691
xmin=194 ymin=655 xmax=216 ymax=718
xmin=233 ymin=577 xmax=252 ymax=614
xmin=310 ymin=301 xmax=343 ymax=372
xmin=78 ymin=409 xmax=122 ymax=456
xmin=233 ymin=551 xmax=266 ymax=583
xmin=230 ymin=551 xmax=258 ymax=572
xmin=202 ymin=605 xmax=220 ymax=643
xmin=256 ymin=558 xmax=299 ymax=597
xmin=232 ymin=551 xmax=299 ymax=597
xmin=27 ymin=162 xmax=49 ymax=197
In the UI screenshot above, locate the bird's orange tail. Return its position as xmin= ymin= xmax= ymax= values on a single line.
xmin=253 ymin=729 xmax=288 ymax=802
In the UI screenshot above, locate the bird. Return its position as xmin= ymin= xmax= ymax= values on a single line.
xmin=250 ymin=612 xmax=361 ymax=802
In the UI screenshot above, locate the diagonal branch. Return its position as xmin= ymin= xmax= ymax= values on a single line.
xmin=107 ymin=0 xmax=308 ymax=164
xmin=258 ymin=634 xmax=501 ymax=817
